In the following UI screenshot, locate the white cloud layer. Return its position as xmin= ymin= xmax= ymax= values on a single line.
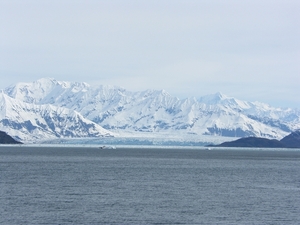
xmin=0 ymin=0 xmax=299 ymax=107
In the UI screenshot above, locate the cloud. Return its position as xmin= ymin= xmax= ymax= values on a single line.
xmin=0 ymin=0 xmax=299 ymax=107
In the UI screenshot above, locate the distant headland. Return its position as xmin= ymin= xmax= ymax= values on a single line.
xmin=208 ymin=130 xmax=300 ymax=148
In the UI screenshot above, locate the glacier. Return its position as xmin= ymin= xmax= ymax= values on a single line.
xmin=1 ymin=77 xmax=300 ymax=143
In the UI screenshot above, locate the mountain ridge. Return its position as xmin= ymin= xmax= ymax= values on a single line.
xmin=0 ymin=91 xmax=114 ymax=142
xmin=1 ymin=78 xmax=300 ymax=143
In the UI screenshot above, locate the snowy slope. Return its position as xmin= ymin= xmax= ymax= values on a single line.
xmin=198 ymin=92 xmax=300 ymax=133
xmin=3 ymin=78 xmax=300 ymax=141
xmin=0 ymin=92 xmax=114 ymax=142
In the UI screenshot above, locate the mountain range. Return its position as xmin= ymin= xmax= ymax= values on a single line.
xmin=1 ymin=78 xmax=300 ymax=143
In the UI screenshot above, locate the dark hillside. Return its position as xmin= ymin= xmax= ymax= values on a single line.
xmin=209 ymin=130 xmax=300 ymax=148
xmin=210 ymin=137 xmax=285 ymax=148
xmin=0 ymin=131 xmax=22 ymax=144
xmin=280 ymin=130 xmax=300 ymax=148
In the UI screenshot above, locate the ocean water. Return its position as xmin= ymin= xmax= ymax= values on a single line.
xmin=1 ymin=146 xmax=300 ymax=224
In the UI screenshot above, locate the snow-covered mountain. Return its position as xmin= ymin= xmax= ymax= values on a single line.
xmin=0 ymin=92 xmax=114 ymax=142
xmin=2 ymin=77 xmax=300 ymax=142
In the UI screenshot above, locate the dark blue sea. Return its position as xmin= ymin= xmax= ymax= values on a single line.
xmin=1 ymin=146 xmax=300 ymax=224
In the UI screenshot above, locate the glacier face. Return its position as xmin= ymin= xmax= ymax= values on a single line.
xmin=2 ymin=77 xmax=300 ymax=142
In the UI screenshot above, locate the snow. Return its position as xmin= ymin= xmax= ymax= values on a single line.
xmin=1 ymin=77 xmax=300 ymax=143
xmin=0 ymin=91 xmax=114 ymax=143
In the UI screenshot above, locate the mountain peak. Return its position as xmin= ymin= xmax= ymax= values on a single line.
xmin=36 ymin=77 xmax=57 ymax=83
xmin=198 ymin=92 xmax=229 ymax=104
xmin=214 ymin=92 xmax=227 ymax=100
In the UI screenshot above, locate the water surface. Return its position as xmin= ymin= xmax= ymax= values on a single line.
xmin=1 ymin=146 xmax=300 ymax=224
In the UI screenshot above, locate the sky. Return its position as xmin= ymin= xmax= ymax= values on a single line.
xmin=0 ymin=0 xmax=299 ymax=108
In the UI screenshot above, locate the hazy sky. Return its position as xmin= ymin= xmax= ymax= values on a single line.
xmin=1 ymin=0 xmax=299 ymax=107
